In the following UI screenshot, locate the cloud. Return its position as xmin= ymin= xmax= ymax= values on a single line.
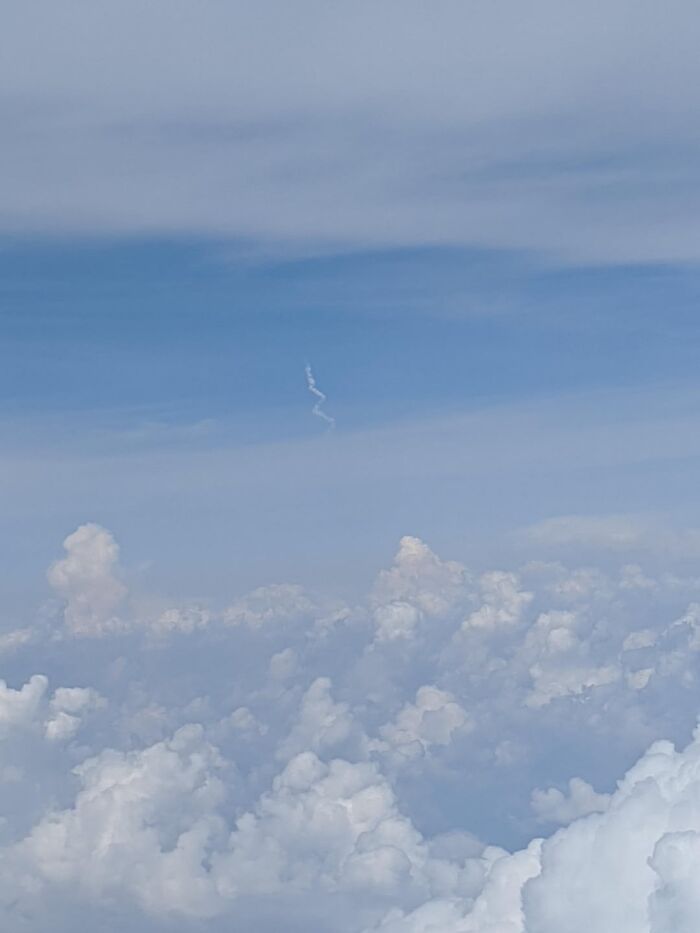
xmin=3 ymin=1 xmax=700 ymax=262
xmin=0 ymin=675 xmax=48 ymax=736
xmin=276 ymin=677 xmax=368 ymax=763
xmin=8 ymin=523 xmax=700 ymax=927
xmin=45 ymin=687 xmax=104 ymax=743
xmin=530 ymin=777 xmax=611 ymax=825
xmin=519 ymin=514 xmax=700 ymax=560
xmin=223 ymin=584 xmax=318 ymax=629
xmin=47 ymin=524 xmax=127 ymax=635
xmin=372 ymin=537 xmax=467 ymax=614
xmin=375 ymin=686 xmax=470 ymax=763
xmin=15 ymin=724 xmax=226 ymax=918
xmin=0 ymin=675 xmax=103 ymax=748
xmin=369 ymin=724 xmax=700 ymax=932
xmin=463 ymin=571 xmax=532 ymax=630
xmin=521 ymin=609 xmax=621 ymax=708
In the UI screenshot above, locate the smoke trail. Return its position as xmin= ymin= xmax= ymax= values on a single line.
xmin=305 ymin=364 xmax=335 ymax=428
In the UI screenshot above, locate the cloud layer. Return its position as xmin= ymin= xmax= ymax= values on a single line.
xmin=4 ymin=0 xmax=700 ymax=262
xmin=1 ymin=523 xmax=700 ymax=927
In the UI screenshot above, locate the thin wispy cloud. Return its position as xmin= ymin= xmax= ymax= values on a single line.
xmin=2 ymin=2 xmax=700 ymax=262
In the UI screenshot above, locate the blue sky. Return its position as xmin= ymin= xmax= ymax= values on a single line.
xmin=4 ymin=236 xmax=700 ymax=605
xmin=3 ymin=239 xmax=700 ymax=427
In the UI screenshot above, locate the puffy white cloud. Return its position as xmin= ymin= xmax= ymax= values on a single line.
xmin=531 ymin=777 xmax=611 ymax=825
xmin=369 ymin=843 xmax=542 ymax=933
xmin=463 ymin=571 xmax=532 ymax=630
xmin=373 ymin=602 xmax=423 ymax=642
xmin=370 ymin=724 xmax=700 ymax=932
xmin=10 ymin=524 xmax=700 ymax=929
xmin=520 ymin=610 xmax=620 ymax=708
xmin=212 ymin=750 xmax=480 ymax=906
xmin=376 ymin=686 xmax=470 ymax=762
xmin=150 ymin=605 xmax=211 ymax=636
xmin=277 ymin=678 xmax=368 ymax=763
xmin=47 ymin=524 xmax=127 ymax=635
xmin=223 ymin=584 xmax=317 ymax=629
xmin=15 ymin=725 xmax=226 ymax=917
xmin=45 ymin=687 xmax=104 ymax=743
xmin=0 ymin=675 xmax=103 ymax=746
xmin=0 ymin=675 xmax=48 ymax=736
xmin=520 ymin=734 xmax=699 ymax=932
xmin=369 ymin=537 xmax=467 ymax=643
xmin=373 ymin=537 xmax=466 ymax=614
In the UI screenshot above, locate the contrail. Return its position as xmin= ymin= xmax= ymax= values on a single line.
xmin=305 ymin=364 xmax=335 ymax=428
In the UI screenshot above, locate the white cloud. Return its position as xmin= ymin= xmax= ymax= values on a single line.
xmin=0 ymin=675 xmax=103 ymax=747
xmin=463 ymin=571 xmax=532 ymax=630
xmin=371 ymin=724 xmax=700 ymax=932
xmin=223 ymin=584 xmax=317 ymax=629
xmin=373 ymin=602 xmax=423 ymax=643
xmin=372 ymin=537 xmax=467 ymax=619
xmin=371 ymin=536 xmax=467 ymax=641
xmin=376 ymin=686 xmax=470 ymax=763
xmin=522 ymin=610 xmax=621 ymax=708
xmin=531 ymin=777 xmax=611 ymax=825
xmin=0 ymin=675 xmax=48 ymax=736
xmin=212 ymin=750 xmax=480 ymax=906
xmin=45 ymin=687 xmax=104 ymax=743
xmin=47 ymin=524 xmax=127 ymax=635
xmin=520 ymin=515 xmax=700 ymax=560
xmin=369 ymin=844 xmax=542 ymax=933
xmin=277 ymin=678 xmax=368 ymax=763
xmin=9 ymin=525 xmax=700 ymax=928
xmin=16 ymin=725 xmax=226 ymax=918
xmin=150 ymin=605 xmax=211 ymax=636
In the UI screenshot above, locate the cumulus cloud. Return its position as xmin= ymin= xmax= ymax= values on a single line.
xmin=372 ymin=537 xmax=467 ymax=618
xmin=522 ymin=609 xmax=621 ymax=708
xmin=376 ymin=686 xmax=470 ymax=763
xmin=0 ymin=675 xmax=103 ymax=747
xmin=45 ymin=687 xmax=105 ymax=743
xmin=463 ymin=571 xmax=532 ymax=630
xmin=369 ymin=725 xmax=700 ymax=932
xmin=531 ymin=777 xmax=611 ymax=825
xmin=223 ymin=584 xmax=318 ymax=629
xmin=6 ymin=523 xmax=700 ymax=928
xmin=47 ymin=523 xmax=127 ymax=635
xmin=0 ymin=675 xmax=48 ymax=736
xmin=276 ymin=678 xmax=368 ymax=763
xmin=371 ymin=536 xmax=467 ymax=641
xmin=15 ymin=725 xmax=226 ymax=918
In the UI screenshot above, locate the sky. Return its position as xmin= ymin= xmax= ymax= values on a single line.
xmin=3 ymin=2 xmax=700 ymax=930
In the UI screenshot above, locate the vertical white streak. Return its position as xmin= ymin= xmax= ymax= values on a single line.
xmin=305 ymin=365 xmax=335 ymax=428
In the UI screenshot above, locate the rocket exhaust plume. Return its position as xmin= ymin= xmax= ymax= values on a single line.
xmin=305 ymin=364 xmax=335 ymax=428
